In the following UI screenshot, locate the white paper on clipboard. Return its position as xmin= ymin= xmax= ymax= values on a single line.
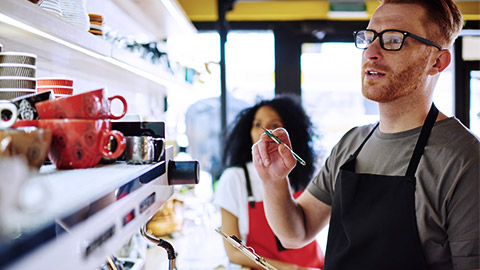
xmin=215 ymin=228 xmax=278 ymax=270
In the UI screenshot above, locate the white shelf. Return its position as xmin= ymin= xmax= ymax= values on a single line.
xmin=0 ymin=0 xmax=194 ymax=94
xmin=0 ymin=0 xmax=111 ymax=56
xmin=108 ymin=0 xmax=196 ymax=40
xmin=1 ymin=147 xmax=175 ymax=270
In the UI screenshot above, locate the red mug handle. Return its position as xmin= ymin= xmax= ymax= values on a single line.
xmin=101 ymin=130 xmax=126 ymax=159
xmin=108 ymin=95 xmax=128 ymax=120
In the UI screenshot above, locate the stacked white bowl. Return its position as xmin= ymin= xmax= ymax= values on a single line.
xmin=39 ymin=0 xmax=62 ymax=18
xmin=0 ymin=52 xmax=37 ymax=100
xmin=60 ymin=0 xmax=89 ymax=31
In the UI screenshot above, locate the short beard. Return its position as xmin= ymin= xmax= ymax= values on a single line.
xmin=362 ymin=53 xmax=430 ymax=103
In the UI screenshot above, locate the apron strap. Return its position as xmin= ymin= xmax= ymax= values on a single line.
xmin=352 ymin=122 xmax=379 ymax=158
xmin=243 ymin=163 xmax=288 ymax=251
xmin=341 ymin=123 xmax=379 ymax=172
xmin=242 ymin=163 xmax=256 ymax=209
xmin=405 ymin=103 xmax=439 ymax=177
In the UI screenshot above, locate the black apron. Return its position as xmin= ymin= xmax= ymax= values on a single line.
xmin=324 ymin=104 xmax=438 ymax=270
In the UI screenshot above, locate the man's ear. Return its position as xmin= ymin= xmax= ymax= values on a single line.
xmin=429 ymin=49 xmax=451 ymax=75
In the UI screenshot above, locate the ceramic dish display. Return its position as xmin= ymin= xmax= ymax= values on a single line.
xmin=0 ymin=128 xmax=52 ymax=169
xmin=37 ymin=77 xmax=74 ymax=87
xmin=27 ymin=0 xmax=44 ymax=5
xmin=10 ymin=91 xmax=53 ymax=120
xmin=37 ymin=86 xmax=74 ymax=96
xmin=39 ymin=0 xmax=62 ymax=17
xmin=60 ymin=0 xmax=89 ymax=31
xmin=0 ymin=77 xmax=36 ymax=89
xmin=0 ymin=64 xmax=36 ymax=77
xmin=0 ymin=52 xmax=37 ymax=65
xmin=36 ymin=78 xmax=74 ymax=98
xmin=0 ymin=89 xmax=36 ymax=100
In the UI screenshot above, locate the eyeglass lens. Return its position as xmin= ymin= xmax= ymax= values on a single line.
xmin=355 ymin=30 xmax=405 ymax=50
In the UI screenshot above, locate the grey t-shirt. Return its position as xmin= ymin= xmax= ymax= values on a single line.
xmin=307 ymin=117 xmax=480 ymax=270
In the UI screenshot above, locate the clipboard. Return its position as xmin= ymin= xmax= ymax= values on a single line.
xmin=215 ymin=228 xmax=278 ymax=270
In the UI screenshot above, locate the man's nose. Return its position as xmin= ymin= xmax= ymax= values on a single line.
xmin=364 ymin=38 xmax=383 ymax=60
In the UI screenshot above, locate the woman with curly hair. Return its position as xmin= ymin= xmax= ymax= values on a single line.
xmin=214 ymin=95 xmax=324 ymax=270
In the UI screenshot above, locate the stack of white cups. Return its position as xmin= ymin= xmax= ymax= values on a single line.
xmin=39 ymin=0 xmax=62 ymax=18
xmin=0 ymin=52 xmax=37 ymax=100
xmin=59 ymin=0 xmax=89 ymax=31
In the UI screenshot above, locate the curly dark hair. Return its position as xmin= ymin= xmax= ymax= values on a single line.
xmin=222 ymin=94 xmax=316 ymax=192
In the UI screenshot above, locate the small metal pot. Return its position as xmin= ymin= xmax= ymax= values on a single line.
xmin=124 ymin=136 xmax=165 ymax=164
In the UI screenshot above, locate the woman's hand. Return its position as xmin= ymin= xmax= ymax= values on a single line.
xmin=251 ymin=128 xmax=297 ymax=185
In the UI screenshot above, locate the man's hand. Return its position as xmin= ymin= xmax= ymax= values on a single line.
xmin=251 ymin=128 xmax=297 ymax=185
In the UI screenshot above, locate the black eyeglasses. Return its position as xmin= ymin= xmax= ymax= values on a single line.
xmin=353 ymin=29 xmax=442 ymax=51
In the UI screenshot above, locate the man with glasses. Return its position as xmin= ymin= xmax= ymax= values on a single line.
xmin=252 ymin=0 xmax=479 ymax=269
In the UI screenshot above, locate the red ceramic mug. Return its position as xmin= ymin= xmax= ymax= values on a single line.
xmin=38 ymin=119 xmax=126 ymax=169
xmin=35 ymin=88 xmax=128 ymax=120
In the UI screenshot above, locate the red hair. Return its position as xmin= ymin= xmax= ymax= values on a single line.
xmin=380 ymin=0 xmax=463 ymax=47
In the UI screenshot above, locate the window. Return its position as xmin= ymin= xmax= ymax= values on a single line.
xmin=165 ymin=31 xmax=274 ymax=178
xmin=301 ymin=42 xmax=374 ymax=158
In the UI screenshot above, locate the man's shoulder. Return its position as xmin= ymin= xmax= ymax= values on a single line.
xmin=432 ymin=117 xmax=480 ymax=150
